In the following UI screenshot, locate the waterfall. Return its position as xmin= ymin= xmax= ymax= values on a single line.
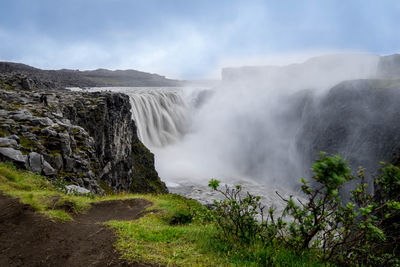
xmin=82 ymin=87 xmax=210 ymax=148
xmin=127 ymin=88 xmax=189 ymax=147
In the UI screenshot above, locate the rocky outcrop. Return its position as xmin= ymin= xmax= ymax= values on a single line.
xmin=296 ymin=79 xmax=400 ymax=179
xmin=0 ymin=74 xmax=167 ymax=194
xmin=0 ymin=72 xmax=56 ymax=91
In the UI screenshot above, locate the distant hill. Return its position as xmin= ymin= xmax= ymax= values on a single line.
xmin=0 ymin=62 xmax=183 ymax=89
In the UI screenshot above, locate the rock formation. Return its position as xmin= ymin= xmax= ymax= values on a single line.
xmin=293 ymin=55 xmax=400 ymax=179
xmin=0 ymin=73 xmax=167 ymax=194
xmin=220 ymin=53 xmax=400 ymax=182
xmin=296 ymin=79 xmax=400 ymax=178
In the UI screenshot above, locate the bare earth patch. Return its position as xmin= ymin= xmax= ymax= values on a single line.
xmin=0 ymin=193 xmax=154 ymax=267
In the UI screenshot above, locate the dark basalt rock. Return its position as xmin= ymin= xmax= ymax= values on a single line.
xmin=0 ymin=73 xmax=167 ymax=194
xmin=61 ymin=91 xmax=167 ymax=193
xmin=296 ymin=79 xmax=400 ymax=180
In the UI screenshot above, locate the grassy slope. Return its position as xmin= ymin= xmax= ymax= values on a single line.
xmin=0 ymin=162 xmax=327 ymax=266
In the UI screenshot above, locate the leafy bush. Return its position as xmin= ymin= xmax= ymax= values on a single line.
xmin=374 ymin=162 xmax=400 ymax=260
xmin=208 ymin=179 xmax=265 ymax=244
xmin=209 ymin=153 xmax=400 ymax=266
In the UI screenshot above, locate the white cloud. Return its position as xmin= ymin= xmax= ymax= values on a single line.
xmin=0 ymin=24 xmax=220 ymax=79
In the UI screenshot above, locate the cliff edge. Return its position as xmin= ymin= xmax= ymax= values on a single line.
xmin=0 ymin=73 xmax=167 ymax=194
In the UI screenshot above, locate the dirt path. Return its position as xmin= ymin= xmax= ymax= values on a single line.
xmin=0 ymin=193 xmax=154 ymax=267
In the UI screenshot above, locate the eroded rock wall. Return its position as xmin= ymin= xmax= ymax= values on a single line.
xmin=296 ymin=79 xmax=400 ymax=179
xmin=0 ymin=74 xmax=167 ymax=194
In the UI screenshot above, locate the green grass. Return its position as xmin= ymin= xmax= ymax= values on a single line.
xmin=107 ymin=194 xmax=328 ymax=266
xmin=108 ymin=194 xmax=230 ymax=266
xmin=0 ymin=162 xmax=328 ymax=266
xmin=0 ymin=162 xmax=93 ymax=221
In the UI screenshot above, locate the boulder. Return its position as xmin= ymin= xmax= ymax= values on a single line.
xmin=0 ymin=110 xmax=8 ymax=116
xmin=28 ymin=152 xmax=42 ymax=173
xmin=65 ymin=185 xmax=90 ymax=194
xmin=51 ymin=154 xmax=63 ymax=170
xmin=20 ymin=77 xmax=32 ymax=90
xmin=31 ymin=117 xmax=54 ymax=127
xmin=42 ymin=160 xmax=56 ymax=176
xmin=11 ymin=110 xmax=33 ymax=121
xmin=7 ymin=135 xmax=20 ymax=142
xmin=1 ymin=124 xmax=11 ymax=131
xmin=12 ymin=113 xmax=33 ymax=121
xmin=40 ymin=127 xmax=58 ymax=137
xmin=0 ymin=147 xmax=26 ymax=168
xmin=0 ymin=138 xmax=19 ymax=149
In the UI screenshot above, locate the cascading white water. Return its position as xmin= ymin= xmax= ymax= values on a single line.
xmin=82 ymin=87 xmax=201 ymax=148
xmin=128 ymin=89 xmax=189 ymax=147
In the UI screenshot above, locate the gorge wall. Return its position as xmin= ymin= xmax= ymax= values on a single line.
xmin=0 ymin=73 xmax=167 ymax=194
xmin=217 ymin=53 xmax=400 ymax=184
xmin=296 ymin=79 xmax=400 ymax=178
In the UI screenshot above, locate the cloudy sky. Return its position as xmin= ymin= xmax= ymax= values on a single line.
xmin=1 ymin=0 xmax=399 ymax=79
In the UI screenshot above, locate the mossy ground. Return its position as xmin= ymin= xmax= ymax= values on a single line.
xmin=0 ymin=162 xmax=93 ymax=221
xmin=0 ymin=162 xmax=327 ymax=266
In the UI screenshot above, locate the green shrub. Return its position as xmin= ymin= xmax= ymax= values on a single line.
xmin=209 ymin=153 xmax=400 ymax=266
xmin=208 ymin=179 xmax=268 ymax=245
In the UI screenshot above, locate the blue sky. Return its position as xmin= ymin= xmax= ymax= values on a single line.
xmin=0 ymin=0 xmax=399 ymax=79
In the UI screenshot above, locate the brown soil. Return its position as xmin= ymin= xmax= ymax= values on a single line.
xmin=0 ymin=192 xmax=155 ymax=267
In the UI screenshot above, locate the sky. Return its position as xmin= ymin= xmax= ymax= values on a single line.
xmin=0 ymin=0 xmax=399 ymax=79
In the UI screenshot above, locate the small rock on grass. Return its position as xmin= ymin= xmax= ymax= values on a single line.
xmin=65 ymin=185 xmax=91 ymax=194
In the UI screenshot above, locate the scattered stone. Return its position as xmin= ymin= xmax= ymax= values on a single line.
xmin=12 ymin=113 xmax=33 ymax=121
xmin=42 ymin=160 xmax=56 ymax=176
xmin=0 ymin=147 xmax=26 ymax=167
xmin=1 ymin=124 xmax=10 ymax=131
xmin=20 ymin=125 xmax=31 ymax=132
xmin=3 ymin=119 xmax=15 ymax=124
xmin=40 ymin=127 xmax=57 ymax=137
xmin=20 ymin=77 xmax=32 ymax=90
xmin=65 ymin=185 xmax=90 ymax=194
xmin=31 ymin=117 xmax=54 ymax=127
xmin=0 ymin=138 xmax=19 ymax=149
xmin=11 ymin=110 xmax=33 ymax=121
xmin=51 ymin=154 xmax=63 ymax=170
xmin=7 ymin=135 xmax=20 ymax=142
xmin=28 ymin=152 xmax=42 ymax=173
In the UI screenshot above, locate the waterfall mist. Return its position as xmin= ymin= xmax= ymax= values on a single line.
xmin=154 ymin=54 xmax=380 ymax=188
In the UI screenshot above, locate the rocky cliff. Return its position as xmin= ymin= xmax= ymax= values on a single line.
xmin=296 ymin=79 xmax=400 ymax=178
xmin=220 ymin=53 xmax=400 ymax=180
xmin=0 ymin=74 xmax=167 ymax=194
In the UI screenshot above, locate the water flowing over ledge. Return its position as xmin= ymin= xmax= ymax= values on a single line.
xmin=128 ymin=88 xmax=188 ymax=147
xmin=80 ymin=87 xmax=205 ymax=148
